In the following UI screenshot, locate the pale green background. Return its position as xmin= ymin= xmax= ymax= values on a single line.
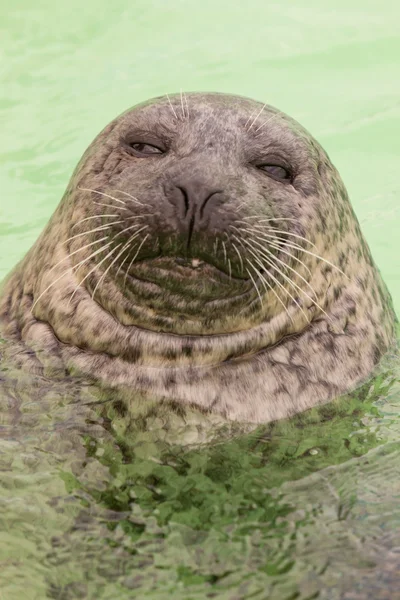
xmin=1 ymin=0 xmax=399 ymax=315
xmin=1 ymin=3 xmax=400 ymax=598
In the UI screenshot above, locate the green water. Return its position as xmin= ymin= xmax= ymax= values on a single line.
xmin=1 ymin=1 xmax=400 ymax=599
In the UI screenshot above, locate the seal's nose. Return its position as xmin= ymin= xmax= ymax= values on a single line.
xmin=166 ymin=177 xmax=224 ymax=227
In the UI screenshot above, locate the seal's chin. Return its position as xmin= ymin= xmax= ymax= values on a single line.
xmin=125 ymin=256 xmax=251 ymax=302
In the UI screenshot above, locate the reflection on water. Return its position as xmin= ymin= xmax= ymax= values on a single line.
xmin=1 ymin=338 xmax=399 ymax=599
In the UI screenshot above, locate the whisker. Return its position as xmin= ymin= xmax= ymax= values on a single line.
xmin=115 ymin=243 xmax=137 ymax=279
xmin=245 ymin=266 xmax=263 ymax=307
xmin=112 ymin=189 xmax=149 ymax=207
xmin=93 ymin=202 xmax=128 ymax=211
xmin=246 ymin=260 xmax=293 ymax=324
xmin=72 ymin=215 xmax=122 ymax=227
xmin=245 ymin=225 xmax=316 ymax=247
xmin=32 ymin=240 xmax=113 ymax=311
xmin=251 ymin=250 xmax=310 ymax=323
xmin=78 ymin=187 xmax=126 ymax=206
xmin=233 ymin=201 xmax=249 ymax=213
xmin=238 ymin=237 xmax=310 ymax=322
xmin=115 ymin=223 xmax=147 ymax=240
xmin=242 ymin=216 xmax=298 ymax=223
xmin=54 ymin=236 xmax=108 ymax=270
xmin=180 ymin=88 xmax=186 ymax=119
xmin=244 ymin=109 xmax=257 ymax=131
xmin=99 ymin=224 xmax=147 ymax=283
xmin=247 ymin=103 xmax=267 ymax=132
xmin=231 ymin=225 xmax=303 ymax=252
xmin=262 ymin=240 xmax=312 ymax=276
xmin=115 ymin=228 xmax=148 ymax=278
xmin=69 ymin=221 xmax=123 ymax=237
xmin=255 ymin=236 xmax=348 ymax=277
xmin=183 ymin=91 xmax=189 ymax=120
xmin=90 ymin=241 xmax=131 ymax=300
xmin=166 ymin=93 xmax=179 ymax=120
xmin=254 ymin=111 xmax=282 ymax=134
xmin=70 ymin=241 xmax=114 ymax=274
xmin=250 ymin=239 xmax=330 ymax=316
xmin=228 ymin=258 xmax=232 ymax=279
xmin=250 ymin=239 xmax=291 ymax=276
xmin=222 ymin=241 xmax=228 ymax=264
xmin=231 ymin=242 xmax=244 ymax=274
xmin=256 ymin=234 xmax=303 ymax=251
xmin=252 ymin=241 xmax=332 ymax=321
xmin=231 ymin=223 xmax=312 ymax=276
xmin=69 ymin=243 xmax=122 ymax=304
xmin=123 ymin=233 xmax=150 ymax=288
xmin=241 ymin=229 xmax=303 ymax=251
xmin=64 ymin=225 xmax=112 ymax=244
xmin=126 ymin=213 xmax=153 ymax=220
xmin=31 ymin=270 xmax=74 ymax=312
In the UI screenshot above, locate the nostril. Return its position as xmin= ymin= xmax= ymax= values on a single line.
xmin=199 ymin=190 xmax=223 ymax=221
xmin=177 ymin=186 xmax=189 ymax=217
xmin=166 ymin=180 xmax=224 ymax=223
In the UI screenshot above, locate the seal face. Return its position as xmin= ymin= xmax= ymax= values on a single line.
xmin=0 ymin=92 xmax=396 ymax=422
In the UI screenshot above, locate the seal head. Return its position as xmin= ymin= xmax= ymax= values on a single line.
xmin=0 ymin=92 xmax=396 ymax=422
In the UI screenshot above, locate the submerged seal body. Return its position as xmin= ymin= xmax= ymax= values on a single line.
xmin=0 ymin=93 xmax=396 ymax=422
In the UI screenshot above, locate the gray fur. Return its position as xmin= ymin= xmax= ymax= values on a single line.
xmin=0 ymin=92 xmax=396 ymax=423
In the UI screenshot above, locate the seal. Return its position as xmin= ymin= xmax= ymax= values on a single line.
xmin=0 ymin=92 xmax=396 ymax=423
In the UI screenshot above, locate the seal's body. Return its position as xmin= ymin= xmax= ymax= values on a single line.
xmin=0 ymin=93 xmax=396 ymax=422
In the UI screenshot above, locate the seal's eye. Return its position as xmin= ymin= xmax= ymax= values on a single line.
xmin=258 ymin=164 xmax=291 ymax=181
xmin=130 ymin=142 xmax=164 ymax=155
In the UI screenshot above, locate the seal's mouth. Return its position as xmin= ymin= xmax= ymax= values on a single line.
xmin=124 ymin=256 xmax=252 ymax=301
